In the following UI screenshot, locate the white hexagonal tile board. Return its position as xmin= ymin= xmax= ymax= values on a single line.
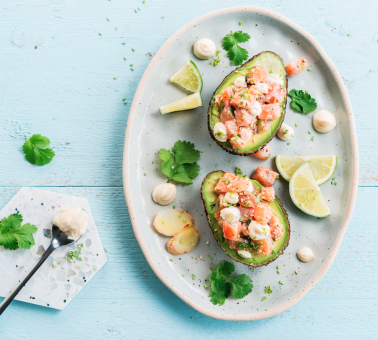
xmin=0 ymin=188 xmax=107 ymax=310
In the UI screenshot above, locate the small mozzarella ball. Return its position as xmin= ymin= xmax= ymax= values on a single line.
xmin=245 ymin=181 xmax=254 ymax=193
xmin=237 ymin=250 xmax=252 ymax=258
xmin=193 ymin=38 xmax=216 ymax=59
xmin=251 ymin=101 xmax=262 ymax=116
xmin=277 ymin=123 xmax=294 ymax=140
xmin=152 ymin=183 xmax=176 ymax=205
xmin=224 ymin=192 xmax=239 ymax=204
xmin=266 ymin=73 xmax=284 ymax=86
xmin=220 ymin=207 xmax=241 ymax=224
xmin=255 ymin=82 xmax=269 ymax=94
xmin=234 ymin=76 xmax=247 ymax=88
xmin=297 ymin=247 xmax=314 ymax=263
xmin=248 ymin=220 xmax=270 ymax=240
xmin=213 ymin=122 xmax=228 ymax=142
xmin=313 ymin=110 xmax=336 ymax=133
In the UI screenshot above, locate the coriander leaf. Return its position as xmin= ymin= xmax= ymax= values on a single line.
xmin=230 ymin=274 xmax=253 ymax=299
xmin=235 ymin=167 xmax=246 ymax=178
xmin=222 ymin=31 xmax=250 ymax=66
xmin=172 ymin=140 xmax=200 ymax=167
xmin=159 ymin=149 xmax=175 ymax=178
xmin=288 ymin=89 xmax=317 ymax=114
xmin=209 ymin=271 xmax=231 ymax=305
xmin=233 ymin=31 xmax=250 ymax=43
xmin=217 ymin=261 xmax=235 ymax=278
xmin=0 ymin=213 xmax=38 ymax=250
xmin=222 ymin=33 xmax=236 ymax=51
xmin=227 ymin=45 xmax=249 ymax=66
xmin=158 ymin=140 xmax=201 ymax=184
xmin=22 ymin=134 xmax=55 ymax=166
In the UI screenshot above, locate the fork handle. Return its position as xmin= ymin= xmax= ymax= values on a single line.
xmin=0 ymin=244 xmax=56 ymax=316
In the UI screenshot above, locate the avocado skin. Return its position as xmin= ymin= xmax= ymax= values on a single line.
xmin=207 ymin=51 xmax=288 ymax=156
xmin=200 ymin=170 xmax=291 ymax=267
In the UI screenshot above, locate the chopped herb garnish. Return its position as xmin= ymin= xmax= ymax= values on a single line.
xmin=262 ymin=296 xmax=267 ymax=301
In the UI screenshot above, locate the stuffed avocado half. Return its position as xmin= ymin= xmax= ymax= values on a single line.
xmin=208 ymin=51 xmax=288 ymax=156
xmin=201 ymin=171 xmax=290 ymax=267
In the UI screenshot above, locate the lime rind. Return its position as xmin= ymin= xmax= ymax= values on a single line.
xmin=289 ymin=162 xmax=330 ymax=218
xmin=275 ymin=155 xmax=337 ymax=185
xmin=169 ymin=60 xmax=203 ymax=93
xmin=158 ymin=92 xmax=203 ymax=115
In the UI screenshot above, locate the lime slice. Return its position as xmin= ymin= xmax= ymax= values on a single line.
xmin=275 ymin=155 xmax=337 ymax=185
xmin=158 ymin=92 xmax=203 ymax=115
xmin=170 ymin=61 xmax=203 ymax=93
xmin=289 ymin=162 xmax=330 ymax=218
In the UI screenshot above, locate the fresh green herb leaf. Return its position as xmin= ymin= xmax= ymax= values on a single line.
xmin=158 ymin=140 xmax=200 ymax=184
xmin=208 ymin=261 xmax=253 ymax=305
xmin=222 ymin=31 xmax=251 ymax=66
xmin=22 ymin=134 xmax=55 ymax=166
xmin=235 ymin=167 xmax=247 ymax=178
xmin=288 ymin=89 xmax=317 ymax=114
xmin=0 ymin=213 xmax=38 ymax=250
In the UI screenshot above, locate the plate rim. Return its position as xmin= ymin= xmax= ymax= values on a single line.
xmin=123 ymin=6 xmax=359 ymax=321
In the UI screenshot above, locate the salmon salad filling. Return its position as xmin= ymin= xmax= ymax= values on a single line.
xmin=211 ymin=170 xmax=283 ymax=257
xmin=213 ymin=66 xmax=286 ymax=150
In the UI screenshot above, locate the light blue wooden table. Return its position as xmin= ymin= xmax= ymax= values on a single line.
xmin=0 ymin=0 xmax=376 ymax=338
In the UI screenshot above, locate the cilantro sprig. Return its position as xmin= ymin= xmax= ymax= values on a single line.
xmin=159 ymin=140 xmax=200 ymax=184
xmin=0 ymin=213 xmax=38 ymax=250
xmin=288 ymin=89 xmax=317 ymax=114
xmin=235 ymin=167 xmax=247 ymax=178
xmin=222 ymin=31 xmax=251 ymax=66
xmin=209 ymin=261 xmax=253 ymax=305
xmin=22 ymin=134 xmax=55 ymax=166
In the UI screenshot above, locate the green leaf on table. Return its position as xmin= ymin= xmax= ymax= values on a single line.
xmin=22 ymin=134 xmax=55 ymax=166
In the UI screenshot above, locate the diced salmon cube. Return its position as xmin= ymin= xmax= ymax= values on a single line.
xmin=269 ymin=215 xmax=284 ymax=240
xmin=235 ymin=109 xmax=254 ymax=127
xmin=223 ymin=220 xmax=241 ymax=241
xmin=260 ymin=103 xmax=281 ymax=120
xmin=260 ymin=186 xmax=275 ymax=202
xmin=220 ymin=105 xmax=234 ymax=124
xmin=238 ymin=193 xmax=257 ymax=208
xmin=265 ymin=83 xmax=286 ymax=104
xmin=286 ymin=58 xmax=307 ymax=77
xmin=254 ymin=235 xmax=273 ymax=255
xmin=257 ymin=119 xmax=271 ymax=133
xmin=253 ymin=202 xmax=274 ymax=225
xmin=247 ymin=66 xmax=267 ymax=84
xmin=252 ymin=166 xmax=279 ymax=187
xmin=253 ymin=144 xmax=271 ymax=160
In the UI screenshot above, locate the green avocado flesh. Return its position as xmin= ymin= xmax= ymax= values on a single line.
xmin=208 ymin=52 xmax=287 ymax=154
xmin=201 ymin=171 xmax=290 ymax=266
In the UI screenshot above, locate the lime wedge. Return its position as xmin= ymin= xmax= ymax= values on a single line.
xmin=289 ymin=162 xmax=330 ymax=218
xmin=275 ymin=155 xmax=337 ymax=185
xmin=170 ymin=61 xmax=203 ymax=93
xmin=158 ymin=92 xmax=203 ymax=115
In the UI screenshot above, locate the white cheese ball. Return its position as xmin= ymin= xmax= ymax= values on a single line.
xmin=313 ymin=110 xmax=336 ymax=133
xmin=213 ymin=122 xmax=228 ymax=142
xmin=250 ymin=101 xmax=262 ymax=116
xmin=255 ymin=82 xmax=269 ymax=94
xmin=224 ymin=192 xmax=239 ymax=204
xmin=193 ymin=38 xmax=216 ymax=59
xmin=234 ymin=76 xmax=247 ymax=88
xmin=53 ymin=207 xmax=88 ymax=238
xmin=277 ymin=123 xmax=294 ymax=140
xmin=248 ymin=220 xmax=270 ymax=240
xmin=297 ymin=247 xmax=314 ymax=262
xmin=220 ymin=207 xmax=241 ymax=224
xmin=266 ymin=73 xmax=284 ymax=86
xmin=237 ymin=250 xmax=252 ymax=258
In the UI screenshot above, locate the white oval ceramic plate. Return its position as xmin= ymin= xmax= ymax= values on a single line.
xmin=123 ymin=7 xmax=358 ymax=320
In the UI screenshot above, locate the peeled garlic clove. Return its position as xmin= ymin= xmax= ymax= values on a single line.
xmin=152 ymin=183 xmax=176 ymax=205
xmin=297 ymin=247 xmax=313 ymax=262
xmin=193 ymin=38 xmax=216 ymax=60
xmin=313 ymin=110 xmax=336 ymax=133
